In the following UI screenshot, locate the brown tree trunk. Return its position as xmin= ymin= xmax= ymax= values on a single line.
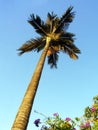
xmin=11 ymin=37 xmax=51 ymax=130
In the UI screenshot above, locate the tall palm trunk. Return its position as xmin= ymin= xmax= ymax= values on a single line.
xmin=11 ymin=37 xmax=51 ymax=130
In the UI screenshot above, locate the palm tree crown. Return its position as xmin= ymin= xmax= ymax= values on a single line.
xmin=18 ymin=6 xmax=80 ymax=68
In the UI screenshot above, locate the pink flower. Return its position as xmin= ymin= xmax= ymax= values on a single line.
xmin=53 ymin=113 xmax=58 ymax=117
xmin=91 ymin=106 xmax=96 ymax=112
xmin=65 ymin=117 xmax=71 ymax=121
xmin=80 ymin=122 xmax=91 ymax=129
xmin=85 ymin=122 xmax=90 ymax=127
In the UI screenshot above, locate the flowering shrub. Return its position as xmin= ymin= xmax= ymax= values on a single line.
xmin=83 ymin=95 xmax=98 ymax=130
xmin=34 ymin=112 xmax=76 ymax=130
xmin=34 ymin=95 xmax=98 ymax=130
xmin=75 ymin=117 xmax=91 ymax=130
xmin=79 ymin=121 xmax=91 ymax=130
xmin=75 ymin=95 xmax=98 ymax=130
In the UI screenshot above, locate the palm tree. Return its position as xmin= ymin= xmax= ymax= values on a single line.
xmin=11 ymin=6 xmax=81 ymax=130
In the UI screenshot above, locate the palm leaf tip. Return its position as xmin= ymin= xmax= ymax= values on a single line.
xmin=55 ymin=6 xmax=75 ymax=33
xmin=28 ymin=14 xmax=47 ymax=36
xmin=17 ymin=47 xmax=25 ymax=56
xmin=76 ymin=49 xmax=81 ymax=54
xmin=70 ymin=48 xmax=81 ymax=60
xmin=71 ymin=48 xmax=81 ymax=59
xmin=73 ymin=47 xmax=81 ymax=54
xmin=70 ymin=53 xmax=78 ymax=60
xmin=17 ymin=42 xmax=34 ymax=55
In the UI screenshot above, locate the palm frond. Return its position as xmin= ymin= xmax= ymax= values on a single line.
xmin=28 ymin=14 xmax=47 ymax=36
xmin=55 ymin=6 xmax=75 ymax=33
xmin=60 ymin=38 xmax=81 ymax=54
xmin=59 ymin=40 xmax=80 ymax=55
xmin=18 ymin=37 xmax=45 ymax=55
xmin=64 ymin=46 xmax=79 ymax=59
xmin=66 ymin=42 xmax=81 ymax=54
xmin=58 ymin=32 xmax=81 ymax=54
xmin=47 ymin=52 xmax=59 ymax=68
xmin=59 ymin=41 xmax=80 ymax=59
xmin=49 ymin=36 xmax=80 ymax=60
xmin=61 ymin=32 xmax=75 ymax=38
xmin=46 ymin=12 xmax=57 ymax=25
xmin=46 ymin=12 xmax=58 ymax=33
xmin=34 ymin=38 xmax=46 ymax=52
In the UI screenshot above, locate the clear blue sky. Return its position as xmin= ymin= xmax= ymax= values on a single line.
xmin=0 ymin=0 xmax=98 ymax=130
